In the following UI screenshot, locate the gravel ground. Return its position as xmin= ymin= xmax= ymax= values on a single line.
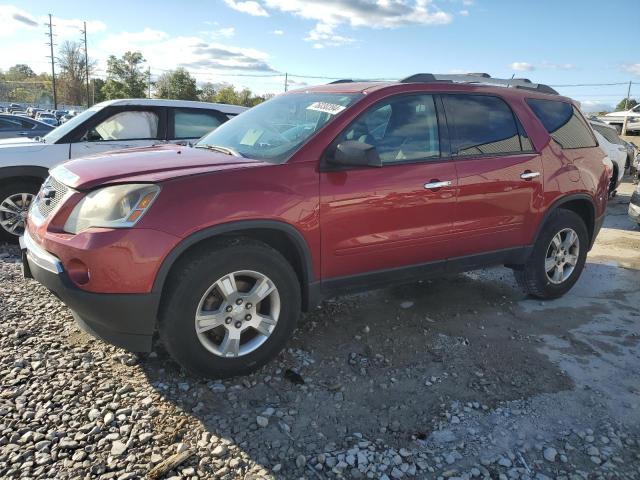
xmin=1 ymin=179 xmax=639 ymax=480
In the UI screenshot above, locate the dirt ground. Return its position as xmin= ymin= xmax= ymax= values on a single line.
xmin=1 ymin=179 xmax=639 ymax=480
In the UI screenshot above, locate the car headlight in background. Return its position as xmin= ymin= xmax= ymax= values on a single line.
xmin=64 ymin=184 xmax=160 ymax=234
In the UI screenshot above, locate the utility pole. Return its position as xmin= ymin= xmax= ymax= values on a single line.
xmin=284 ymin=72 xmax=288 ymax=92
xmin=81 ymin=21 xmax=90 ymax=107
xmin=624 ymin=80 xmax=632 ymax=110
xmin=147 ymin=67 xmax=151 ymax=98
xmin=46 ymin=14 xmax=57 ymax=109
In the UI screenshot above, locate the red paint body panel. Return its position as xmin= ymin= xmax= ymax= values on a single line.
xmin=27 ymin=81 xmax=609 ymax=296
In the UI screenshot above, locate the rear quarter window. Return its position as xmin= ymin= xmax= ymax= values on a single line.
xmin=526 ymin=99 xmax=596 ymax=149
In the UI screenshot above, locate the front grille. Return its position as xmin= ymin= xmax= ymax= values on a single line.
xmin=36 ymin=176 xmax=68 ymax=219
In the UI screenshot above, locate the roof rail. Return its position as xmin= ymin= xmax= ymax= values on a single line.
xmin=399 ymin=73 xmax=559 ymax=95
xmin=328 ymin=79 xmax=355 ymax=84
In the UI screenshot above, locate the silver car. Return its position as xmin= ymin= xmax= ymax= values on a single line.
xmin=0 ymin=114 xmax=53 ymax=140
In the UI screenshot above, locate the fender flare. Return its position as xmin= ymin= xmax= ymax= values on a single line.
xmin=151 ymin=219 xmax=317 ymax=298
xmin=0 ymin=165 xmax=49 ymax=183
xmin=532 ymin=193 xmax=597 ymax=246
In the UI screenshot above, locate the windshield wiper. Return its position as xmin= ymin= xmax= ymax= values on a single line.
xmin=195 ymin=144 xmax=243 ymax=157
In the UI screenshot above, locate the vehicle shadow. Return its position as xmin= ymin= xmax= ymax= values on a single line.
xmin=135 ymin=259 xmax=640 ymax=478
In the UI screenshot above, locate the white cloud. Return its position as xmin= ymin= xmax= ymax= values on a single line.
xmin=510 ymin=62 xmax=535 ymax=72
xmin=271 ymin=29 xmax=284 ymax=35
xmin=580 ymin=100 xmax=613 ymax=113
xmin=223 ymin=0 xmax=269 ymax=16
xmin=622 ymin=64 xmax=640 ymax=76
xmin=0 ymin=5 xmax=105 ymax=38
xmin=215 ymin=27 xmax=236 ymax=37
xmin=222 ymin=0 xmax=454 ymax=48
xmin=459 ymin=9 xmax=469 ymax=16
xmin=306 ymin=23 xmax=355 ymax=47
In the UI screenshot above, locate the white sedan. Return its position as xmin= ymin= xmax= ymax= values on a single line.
xmin=0 ymin=98 xmax=246 ymax=240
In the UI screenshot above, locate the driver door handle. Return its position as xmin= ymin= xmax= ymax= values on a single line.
xmin=520 ymin=171 xmax=540 ymax=180
xmin=424 ymin=180 xmax=452 ymax=190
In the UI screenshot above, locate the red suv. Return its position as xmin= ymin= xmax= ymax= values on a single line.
xmin=21 ymin=74 xmax=609 ymax=378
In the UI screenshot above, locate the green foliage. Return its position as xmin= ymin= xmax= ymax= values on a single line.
xmin=615 ymin=98 xmax=638 ymax=111
xmin=91 ymin=78 xmax=106 ymax=104
xmin=155 ymin=68 xmax=198 ymax=100
xmin=197 ymin=83 xmax=269 ymax=107
xmin=0 ymin=64 xmax=52 ymax=104
xmin=102 ymin=51 xmax=147 ymax=99
xmin=6 ymin=64 xmax=35 ymax=80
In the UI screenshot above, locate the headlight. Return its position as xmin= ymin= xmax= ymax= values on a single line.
xmin=64 ymin=184 xmax=160 ymax=234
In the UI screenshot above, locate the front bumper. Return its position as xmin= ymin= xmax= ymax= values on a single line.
xmin=20 ymin=230 xmax=159 ymax=352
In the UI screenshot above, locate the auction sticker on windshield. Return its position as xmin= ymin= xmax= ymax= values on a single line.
xmin=306 ymin=102 xmax=347 ymax=115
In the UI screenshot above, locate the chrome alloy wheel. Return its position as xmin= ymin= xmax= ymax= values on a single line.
xmin=545 ymin=228 xmax=579 ymax=285
xmin=0 ymin=193 xmax=34 ymax=236
xmin=195 ymin=270 xmax=280 ymax=358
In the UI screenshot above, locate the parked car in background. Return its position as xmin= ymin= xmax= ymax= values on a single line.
xmin=20 ymin=74 xmax=609 ymax=378
xmin=0 ymin=98 xmax=246 ymax=240
xmin=589 ymin=119 xmax=626 ymax=194
xmin=600 ymin=104 xmax=640 ymax=134
xmin=35 ymin=112 xmax=59 ymax=126
xmin=0 ymin=114 xmax=53 ymax=140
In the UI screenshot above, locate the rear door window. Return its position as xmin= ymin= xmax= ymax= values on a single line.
xmin=172 ymin=108 xmax=225 ymax=139
xmin=442 ymin=94 xmax=524 ymax=156
xmin=526 ymin=99 xmax=596 ymax=149
xmin=591 ymin=123 xmax=624 ymax=145
xmin=0 ymin=118 xmax=21 ymax=131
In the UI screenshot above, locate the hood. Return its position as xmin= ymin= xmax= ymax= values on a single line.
xmin=56 ymin=144 xmax=270 ymax=190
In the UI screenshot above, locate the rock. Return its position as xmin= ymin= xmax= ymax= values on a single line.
xmin=256 ymin=416 xmax=269 ymax=427
xmin=110 ymin=441 xmax=127 ymax=456
xmin=400 ymin=301 xmax=414 ymax=309
xmin=212 ymin=444 xmax=227 ymax=457
xmin=543 ymin=447 xmax=557 ymax=462
xmin=498 ymin=457 xmax=512 ymax=468
xmin=296 ymin=454 xmax=306 ymax=468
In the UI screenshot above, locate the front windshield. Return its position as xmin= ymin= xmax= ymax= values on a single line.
xmin=44 ymin=106 xmax=101 ymax=143
xmin=196 ymin=92 xmax=363 ymax=163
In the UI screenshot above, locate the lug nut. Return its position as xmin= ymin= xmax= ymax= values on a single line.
xmin=225 ymin=317 xmax=232 ymax=324
xmin=226 ymin=305 xmax=233 ymax=312
xmin=245 ymin=314 xmax=252 ymax=321
xmin=236 ymin=299 xmax=243 ymax=305
xmin=234 ymin=321 xmax=242 ymax=328
xmin=246 ymin=303 xmax=253 ymax=309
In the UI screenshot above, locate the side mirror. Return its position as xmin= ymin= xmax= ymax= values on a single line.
xmin=328 ymin=140 xmax=382 ymax=168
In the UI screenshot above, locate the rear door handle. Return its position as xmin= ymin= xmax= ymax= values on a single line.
xmin=424 ymin=180 xmax=452 ymax=190
xmin=520 ymin=171 xmax=540 ymax=180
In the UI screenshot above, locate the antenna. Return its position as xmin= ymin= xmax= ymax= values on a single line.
xmin=45 ymin=14 xmax=57 ymax=109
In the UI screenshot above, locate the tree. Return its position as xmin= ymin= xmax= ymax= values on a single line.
xmin=155 ymin=68 xmax=198 ymax=100
xmin=102 ymin=51 xmax=147 ymax=99
xmin=204 ymin=84 xmax=267 ymax=107
xmin=91 ymin=78 xmax=106 ymax=104
xmin=6 ymin=64 xmax=35 ymax=80
xmin=57 ymin=41 xmax=96 ymax=106
xmin=198 ymin=82 xmax=218 ymax=103
xmin=615 ymin=98 xmax=638 ymax=111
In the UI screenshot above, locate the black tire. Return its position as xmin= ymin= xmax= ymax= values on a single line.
xmin=0 ymin=180 xmax=41 ymax=243
xmin=159 ymin=238 xmax=301 ymax=378
xmin=514 ymin=209 xmax=588 ymax=299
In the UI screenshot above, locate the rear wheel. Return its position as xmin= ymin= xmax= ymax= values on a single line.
xmin=159 ymin=239 xmax=301 ymax=378
xmin=515 ymin=209 xmax=588 ymax=299
xmin=0 ymin=180 xmax=40 ymax=243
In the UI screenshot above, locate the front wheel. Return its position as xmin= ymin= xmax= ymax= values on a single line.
xmin=159 ymin=239 xmax=301 ymax=378
xmin=515 ymin=209 xmax=588 ymax=299
xmin=0 ymin=180 xmax=40 ymax=242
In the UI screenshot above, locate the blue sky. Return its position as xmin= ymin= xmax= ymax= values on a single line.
xmin=1 ymin=0 xmax=638 ymax=111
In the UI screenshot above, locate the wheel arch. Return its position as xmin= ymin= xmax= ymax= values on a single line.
xmin=152 ymin=220 xmax=318 ymax=311
xmin=534 ymin=194 xmax=597 ymax=250
xmin=0 ymin=166 xmax=49 ymax=188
